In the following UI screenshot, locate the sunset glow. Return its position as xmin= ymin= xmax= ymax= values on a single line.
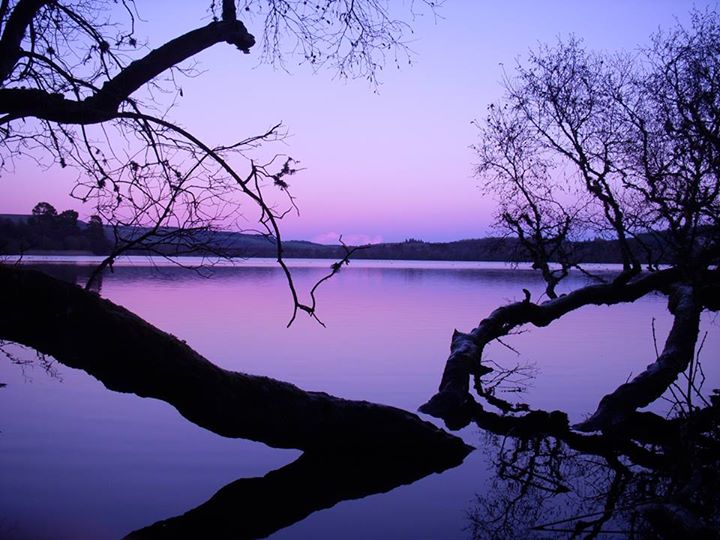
xmin=0 ymin=1 xmax=711 ymax=243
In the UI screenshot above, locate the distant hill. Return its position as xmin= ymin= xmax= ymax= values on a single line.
xmin=338 ymin=237 xmax=659 ymax=264
xmin=0 ymin=213 xmax=669 ymax=264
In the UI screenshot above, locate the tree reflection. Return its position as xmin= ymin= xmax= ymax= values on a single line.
xmin=467 ymin=394 xmax=720 ymax=539
xmin=127 ymin=446 xmax=469 ymax=539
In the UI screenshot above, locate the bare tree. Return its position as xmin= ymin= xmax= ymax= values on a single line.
xmin=0 ymin=0 xmax=469 ymax=461
xmin=0 ymin=0 xmax=440 ymax=319
xmin=422 ymin=8 xmax=719 ymax=458
xmin=472 ymin=104 xmax=588 ymax=299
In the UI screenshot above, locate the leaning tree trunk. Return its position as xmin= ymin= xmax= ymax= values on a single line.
xmin=0 ymin=264 xmax=470 ymax=460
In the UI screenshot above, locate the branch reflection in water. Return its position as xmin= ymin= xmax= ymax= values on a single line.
xmin=3 ymin=260 xmax=718 ymax=539
xmin=465 ymin=373 xmax=720 ymax=539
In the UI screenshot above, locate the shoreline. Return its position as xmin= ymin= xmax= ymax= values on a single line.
xmin=3 ymin=254 xmax=630 ymax=273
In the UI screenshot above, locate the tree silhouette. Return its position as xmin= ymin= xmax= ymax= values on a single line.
xmin=0 ymin=0 xmax=468 ymax=463
xmin=0 ymin=0 xmax=441 ymax=317
xmin=31 ymin=201 xmax=57 ymax=218
xmin=0 ymin=201 xmax=109 ymax=252
xmin=422 ymin=11 xmax=719 ymax=531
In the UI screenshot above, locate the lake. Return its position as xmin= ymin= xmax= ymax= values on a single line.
xmin=1 ymin=259 xmax=718 ymax=539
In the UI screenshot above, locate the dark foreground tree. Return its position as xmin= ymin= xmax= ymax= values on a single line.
xmin=0 ymin=0 xmax=470 ymax=503
xmin=421 ymin=9 xmax=720 ymax=534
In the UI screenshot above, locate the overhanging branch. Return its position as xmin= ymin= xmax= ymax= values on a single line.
xmin=0 ymin=19 xmax=254 ymax=123
xmin=0 ymin=0 xmax=48 ymax=82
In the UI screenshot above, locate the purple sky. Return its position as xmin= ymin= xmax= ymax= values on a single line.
xmin=0 ymin=1 xmax=712 ymax=243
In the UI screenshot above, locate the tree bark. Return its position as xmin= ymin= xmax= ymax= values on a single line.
xmin=0 ymin=264 xmax=470 ymax=457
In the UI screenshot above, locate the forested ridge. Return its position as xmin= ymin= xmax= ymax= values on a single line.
xmin=0 ymin=209 xmax=681 ymax=264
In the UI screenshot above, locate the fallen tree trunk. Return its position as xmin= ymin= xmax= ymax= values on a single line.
xmin=0 ymin=264 xmax=470 ymax=457
xmin=420 ymin=269 xmax=680 ymax=421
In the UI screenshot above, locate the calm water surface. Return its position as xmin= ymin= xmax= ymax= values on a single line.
xmin=1 ymin=259 xmax=718 ymax=539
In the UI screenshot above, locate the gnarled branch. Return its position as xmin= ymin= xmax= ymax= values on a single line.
xmin=0 ymin=19 xmax=254 ymax=123
xmin=575 ymin=285 xmax=702 ymax=432
xmin=420 ymin=269 xmax=681 ymax=422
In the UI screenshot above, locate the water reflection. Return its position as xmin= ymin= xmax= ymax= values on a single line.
xmin=456 ymin=363 xmax=720 ymax=540
xmin=467 ymin=400 xmax=720 ymax=538
xmin=128 ymin=448 xmax=468 ymax=539
xmin=2 ymin=261 xmax=718 ymax=539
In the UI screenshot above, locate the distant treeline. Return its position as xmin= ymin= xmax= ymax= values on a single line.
xmin=309 ymin=236 xmax=668 ymax=265
xmin=0 ymin=203 xmax=111 ymax=254
xmin=1 ymin=205 xmax=670 ymax=264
